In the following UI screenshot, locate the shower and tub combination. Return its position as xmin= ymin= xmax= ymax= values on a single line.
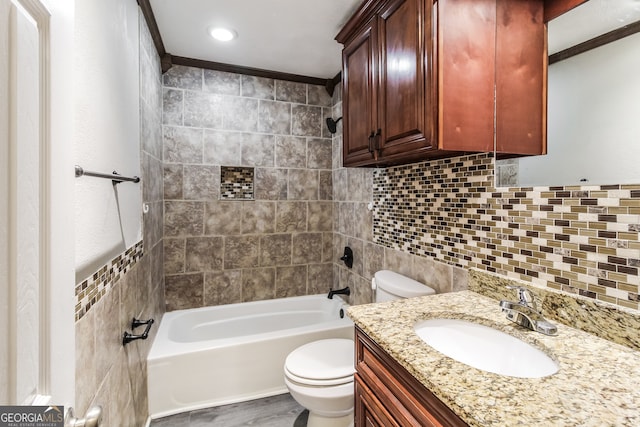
xmin=147 ymin=293 xmax=353 ymax=419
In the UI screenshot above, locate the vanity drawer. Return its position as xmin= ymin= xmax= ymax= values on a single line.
xmin=355 ymin=374 xmax=400 ymax=427
xmin=355 ymin=326 xmax=467 ymax=427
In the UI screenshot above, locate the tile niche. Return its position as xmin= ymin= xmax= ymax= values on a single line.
xmin=220 ymin=166 xmax=254 ymax=200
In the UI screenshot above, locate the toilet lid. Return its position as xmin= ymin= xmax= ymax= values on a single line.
xmin=285 ymin=339 xmax=355 ymax=382
xmin=374 ymin=270 xmax=435 ymax=298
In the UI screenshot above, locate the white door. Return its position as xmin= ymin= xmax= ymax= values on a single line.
xmin=1 ymin=0 xmax=75 ymax=411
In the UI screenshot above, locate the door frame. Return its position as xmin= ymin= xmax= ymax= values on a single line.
xmin=2 ymin=0 xmax=76 ymax=407
xmin=6 ymin=0 xmax=51 ymax=405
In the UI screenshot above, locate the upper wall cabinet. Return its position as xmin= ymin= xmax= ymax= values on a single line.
xmin=337 ymin=0 xmax=546 ymax=167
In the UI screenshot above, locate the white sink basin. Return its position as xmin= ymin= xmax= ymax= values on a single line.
xmin=414 ymin=318 xmax=558 ymax=378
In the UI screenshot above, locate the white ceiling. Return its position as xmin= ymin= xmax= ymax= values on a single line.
xmin=149 ymin=0 xmax=362 ymax=79
xmin=548 ymin=0 xmax=640 ymax=54
xmin=149 ymin=0 xmax=640 ymax=79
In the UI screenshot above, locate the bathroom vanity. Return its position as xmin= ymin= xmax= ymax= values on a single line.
xmin=355 ymin=326 xmax=466 ymax=426
xmin=348 ymin=286 xmax=640 ymax=426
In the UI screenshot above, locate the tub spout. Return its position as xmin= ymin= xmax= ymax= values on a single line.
xmin=328 ymin=286 xmax=350 ymax=299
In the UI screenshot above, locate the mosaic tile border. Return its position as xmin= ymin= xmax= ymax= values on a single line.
xmin=373 ymin=153 xmax=640 ymax=311
xmin=75 ymin=240 xmax=144 ymax=321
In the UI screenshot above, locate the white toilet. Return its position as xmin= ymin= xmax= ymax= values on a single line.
xmin=284 ymin=270 xmax=435 ymax=427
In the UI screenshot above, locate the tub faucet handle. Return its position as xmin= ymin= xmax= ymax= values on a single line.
xmin=339 ymin=246 xmax=353 ymax=269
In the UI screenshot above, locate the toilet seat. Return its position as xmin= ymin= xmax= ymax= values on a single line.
xmin=285 ymin=368 xmax=353 ymax=387
xmin=284 ymin=339 xmax=355 ymax=387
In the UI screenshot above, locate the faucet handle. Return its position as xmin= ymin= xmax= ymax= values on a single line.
xmin=506 ymin=286 xmax=538 ymax=311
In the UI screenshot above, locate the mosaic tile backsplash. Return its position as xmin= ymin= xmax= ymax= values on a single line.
xmin=374 ymin=153 xmax=640 ymax=310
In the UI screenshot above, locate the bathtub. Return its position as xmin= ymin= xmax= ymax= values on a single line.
xmin=147 ymin=294 xmax=354 ymax=418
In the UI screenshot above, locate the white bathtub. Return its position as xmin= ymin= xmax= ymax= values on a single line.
xmin=147 ymin=294 xmax=354 ymax=418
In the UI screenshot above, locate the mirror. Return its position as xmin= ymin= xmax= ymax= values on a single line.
xmin=496 ymin=0 xmax=640 ymax=187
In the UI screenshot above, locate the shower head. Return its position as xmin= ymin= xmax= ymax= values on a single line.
xmin=326 ymin=117 xmax=343 ymax=134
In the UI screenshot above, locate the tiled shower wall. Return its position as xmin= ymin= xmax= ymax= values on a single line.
xmin=74 ymin=12 xmax=165 ymax=426
xmin=161 ymin=66 xmax=335 ymax=311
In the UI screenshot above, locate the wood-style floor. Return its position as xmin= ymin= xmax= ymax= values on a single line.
xmin=149 ymin=393 xmax=308 ymax=427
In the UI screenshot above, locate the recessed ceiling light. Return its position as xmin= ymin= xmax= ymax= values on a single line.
xmin=209 ymin=27 xmax=237 ymax=42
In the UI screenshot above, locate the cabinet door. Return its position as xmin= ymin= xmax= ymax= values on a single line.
xmin=355 ymin=374 xmax=401 ymax=427
xmin=494 ymin=0 xmax=546 ymax=156
xmin=437 ymin=0 xmax=496 ymax=152
xmin=356 ymin=327 xmax=468 ymax=427
xmin=342 ymin=18 xmax=379 ymax=167
xmin=377 ymin=0 xmax=434 ymax=161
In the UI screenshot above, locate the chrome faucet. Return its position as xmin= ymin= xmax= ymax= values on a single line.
xmin=499 ymin=286 xmax=557 ymax=336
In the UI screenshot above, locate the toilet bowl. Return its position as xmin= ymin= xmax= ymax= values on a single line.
xmin=284 ymin=339 xmax=355 ymax=427
xmin=284 ymin=271 xmax=436 ymax=427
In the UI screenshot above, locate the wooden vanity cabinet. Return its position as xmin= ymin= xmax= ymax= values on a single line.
xmin=355 ymin=326 xmax=468 ymax=427
xmin=337 ymin=0 xmax=546 ymax=167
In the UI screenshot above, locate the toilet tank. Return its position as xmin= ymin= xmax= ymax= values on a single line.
xmin=373 ymin=270 xmax=435 ymax=303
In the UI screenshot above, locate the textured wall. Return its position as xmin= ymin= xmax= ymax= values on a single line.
xmin=73 ymin=0 xmax=142 ymax=281
xmin=161 ymin=66 xmax=334 ymax=311
xmin=74 ymin=11 xmax=164 ymax=426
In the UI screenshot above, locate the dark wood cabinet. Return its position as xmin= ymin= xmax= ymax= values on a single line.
xmin=376 ymin=0 xmax=434 ymax=163
xmin=340 ymin=0 xmax=435 ymax=167
xmin=342 ymin=17 xmax=379 ymax=166
xmin=355 ymin=326 xmax=468 ymax=427
xmin=494 ymin=0 xmax=547 ymax=156
xmin=355 ymin=375 xmax=399 ymax=426
xmin=337 ymin=0 xmax=546 ymax=167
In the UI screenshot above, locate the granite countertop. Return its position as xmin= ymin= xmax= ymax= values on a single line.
xmin=347 ymin=290 xmax=640 ymax=426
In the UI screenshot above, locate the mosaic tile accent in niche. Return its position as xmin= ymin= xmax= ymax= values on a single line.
xmin=373 ymin=153 xmax=640 ymax=310
xmin=74 ymin=240 xmax=144 ymax=321
xmin=220 ymin=166 xmax=254 ymax=200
